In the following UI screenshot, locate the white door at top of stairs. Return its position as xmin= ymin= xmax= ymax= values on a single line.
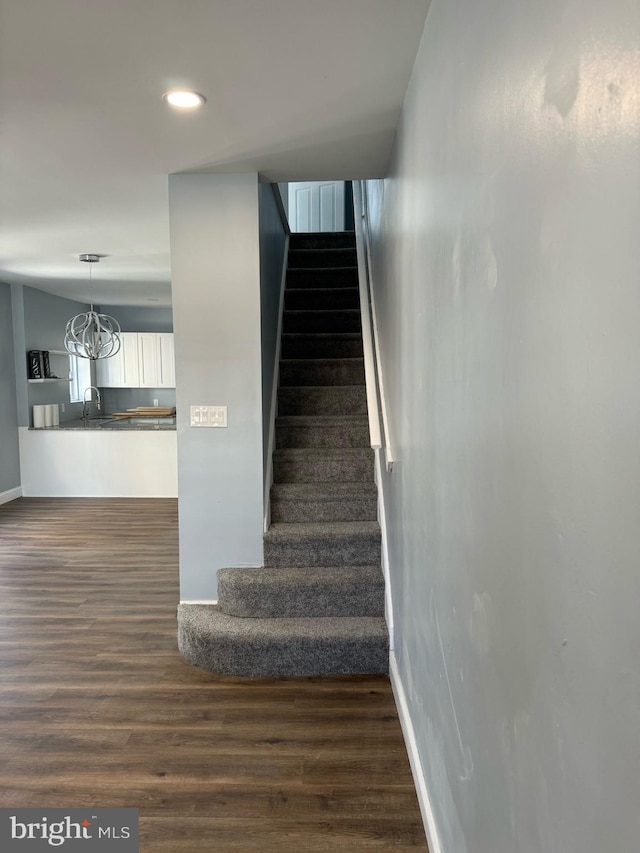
xmin=288 ymin=181 xmax=345 ymax=232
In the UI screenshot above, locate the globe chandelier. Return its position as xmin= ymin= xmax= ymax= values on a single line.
xmin=64 ymin=254 xmax=121 ymax=360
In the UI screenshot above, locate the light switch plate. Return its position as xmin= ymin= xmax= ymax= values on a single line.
xmin=190 ymin=405 xmax=228 ymax=428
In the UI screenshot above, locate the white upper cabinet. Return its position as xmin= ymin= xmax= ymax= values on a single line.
xmin=96 ymin=332 xmax=175 ymax=388
xmin=158 ymin=333 xmax=175 ymax=388
xmin=96 ymin=332 xmax=138 ymax=387
xmin=138 ymin=333 xmax=161 ymax=387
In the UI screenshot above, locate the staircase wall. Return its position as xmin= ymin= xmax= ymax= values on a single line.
xmin=258 ymin=182 xmax=288 ymax=480
xmin=365 ymin=1 xmax=640 ymax=852
xmin=169 ymin=174 xmax=264 ymax=601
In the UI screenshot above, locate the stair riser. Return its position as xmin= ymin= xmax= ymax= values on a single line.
xmin=276 ymin=423 xmax=370 ymax=449
xmin=279 ymin=360 xmax=365 ymax=387
xmin=284 ymin=311 xmax=361 ymax=334
xmin=218 ymin=582 xmax=384 ymax=619
xmin=286 ymin=268 xmax=358 ymax=289
xmin=270 ymin=497 xmax=378 ymax=523
xmin=285 ymin=288 xmax=360 ymax=311
xmin=278 ymin=386 xmax=367 ymax=416
xmin=289 ymin=233 xmax=355 ymax=250
xmin=273 ymin=457 xmax=374 ymax=483
xmin=281 ymin=336 xmax=364 ymax=359
xmin=289 ymin=248 xmax=357 ymax=268
xmin=264 ymin=535 xmax=381 ymax=568
xmin=178 ymin=624 xmax=388 ymax=677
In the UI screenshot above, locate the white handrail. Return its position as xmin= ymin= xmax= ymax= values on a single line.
xmin=353 ymin=183 xmax=383 ymax=452
xmin=353 ymin=181 xmax=394 ymax=471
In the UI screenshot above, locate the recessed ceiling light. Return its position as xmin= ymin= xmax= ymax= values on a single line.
xmin=147 ymin=298 xmax=160 ymax=302
xmin=163 ymin=89 xmax=206 ymax=110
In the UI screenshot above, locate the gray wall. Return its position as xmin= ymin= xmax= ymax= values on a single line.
xmin=100 ymin=387 xmax=176 ymax=414
xmin=19 ymin=286 xmax=91 ymax=425
xmin=169 ymin=173 xmax=264 ymax=601
xmin=98 ymin=305 xmax=173 ymax=333
xmin=367 ymin=1 xmax=640 ymax=851
xmin=277 ymin=183 xmax=289 ymax=219
xmin=0 ymin=282 xmax=20 ymax=493
xmin=259 ymin=182 xmax=288 ymax=475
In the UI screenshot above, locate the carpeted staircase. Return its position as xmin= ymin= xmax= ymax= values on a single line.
xmin=178 ymin=231 xmax=388 ymax=676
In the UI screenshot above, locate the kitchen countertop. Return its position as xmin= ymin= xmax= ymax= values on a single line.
xmin=31 ymin=416 xmax=177 ymax=431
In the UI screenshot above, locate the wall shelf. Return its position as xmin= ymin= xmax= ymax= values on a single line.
xmin=27 ymin=349 xmax=72 ymax=383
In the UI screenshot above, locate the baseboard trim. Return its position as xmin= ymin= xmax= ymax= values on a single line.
xmin=390 ymin=651 xmax=443 ymax=853
xmin=0 ymin=486 xmax=22 ymax=506
xmin=179 ymin=600 xmax=218 ymax=606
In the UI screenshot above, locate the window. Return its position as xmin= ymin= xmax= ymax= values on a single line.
xmin=69 ymin=354 xmax=91 ymax=403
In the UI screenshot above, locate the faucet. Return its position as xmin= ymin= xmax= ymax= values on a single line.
xmin=82 ymin=386 xmax=102 ymax=421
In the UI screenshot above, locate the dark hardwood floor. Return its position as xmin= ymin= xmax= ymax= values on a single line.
xmin=0 ymin=498 xmax=427 ymax=852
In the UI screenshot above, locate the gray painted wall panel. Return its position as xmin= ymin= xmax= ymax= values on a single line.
xmin=98 ymin=306 xmax=173 ymax=333
xmin=367 ymin=1 xmax=640 ymax=851
xmin=259 ymin=183 xmax=288 ymax=475
xmin=0 ymin=282 xmax=20 ymax=492
xmin=169 ymin=174 xmax=264 ymax=601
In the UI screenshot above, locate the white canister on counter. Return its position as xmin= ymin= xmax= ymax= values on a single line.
xmin=48 ymin=404 xmax=60 ymax=426
xmin=44 ymin=405 xmax=53 ymax=427
xmin=33 ymin=405 xmax=46 ymax=428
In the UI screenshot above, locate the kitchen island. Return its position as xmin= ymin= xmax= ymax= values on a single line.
xmin=19 ymin=417 xmax=177 ymax=497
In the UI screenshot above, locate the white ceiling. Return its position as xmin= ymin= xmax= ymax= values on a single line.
xmin=0 ymin=0 xmax=429 ymax=306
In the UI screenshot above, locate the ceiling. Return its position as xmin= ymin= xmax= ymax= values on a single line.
xmin=0 ymin=0 xmax=430 ymax=306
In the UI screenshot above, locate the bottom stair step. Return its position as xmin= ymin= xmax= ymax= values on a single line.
xmin=218 ymin=565 xmax=385 ymax=618
xmin=177 ymin=604 xmax=389 ymax=677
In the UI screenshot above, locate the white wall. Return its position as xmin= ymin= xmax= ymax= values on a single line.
xmin=367 ymin=1 xmax=640 ymax=851
xmin=169 ymin=174 xmax=264 ymax=601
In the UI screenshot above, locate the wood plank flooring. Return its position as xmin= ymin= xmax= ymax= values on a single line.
xmin=0 ymin=498 xmax=428 ymax=852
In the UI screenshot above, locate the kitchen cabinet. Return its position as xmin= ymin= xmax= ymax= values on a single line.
xmin=96 ymin=332 xmax=175 ymax=388
xmin=96 ymin=332 xmax=140 ymax=387
xmin=138 ymin=334 xmax=160 ymax=386
xmin=158 ymin=333 xmax=175 ymax=387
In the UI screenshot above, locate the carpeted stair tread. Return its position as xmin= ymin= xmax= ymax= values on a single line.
xmin=287 ymin=267 xmax=359 ymax=288
xmin=273 ymin=447 xmax=374 ymax=461
xmin=281 ymin=333 xmax=363 ymax=359
xmin=271 ymin=482 xmax=377 ymax=499
xmin=217 ymin=565 xmax=384 ymax=618
xmin=279 ymin=358 xmax=365 ymax=387
xmin=278 ymin=385 xmax=367 ymax=416
xmin=289 ymin=232 xmax=355 ymax=250
xmin=283 ymin=309 xmax=362 ymax=334
xmin=276 ymin=415 xmax=370 ymax=449
xmin=266 ymin=521 xmax=380 ymax=539
xmin=288 ymin=247 xmax=357 ymax=268
xmin=270 ymin=481 xmax=378 ymax=522
xmin=285 ymin=287 xmax=360 ymax=311
xmin=178 ymin=605 xmax=388 ymax=677
xmin=275 ymin=414 xmax=369 ymax=427
xmin=264 ymin=521 xmax=381 ymax=568
xmin=272 ymin=444 xmax=374 ymax=484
